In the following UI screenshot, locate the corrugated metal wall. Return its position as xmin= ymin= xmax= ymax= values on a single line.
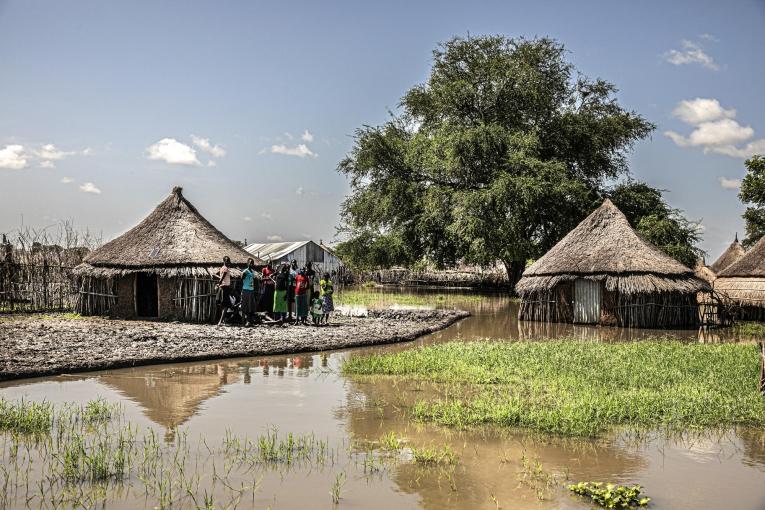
xmin=574 ymin=279 xmax=601 ymax=324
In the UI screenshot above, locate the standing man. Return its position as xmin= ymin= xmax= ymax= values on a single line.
xmin=287 ymin=259 xmax=298 ymax=320
xmin=216 ymin=256 xmax=232 ymax=326
xmin=241 ymin=258 xmax=260 ymax=326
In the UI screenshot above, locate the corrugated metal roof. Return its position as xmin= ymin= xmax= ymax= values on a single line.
xmin=244 ymin=240 xmax=311 ymax=261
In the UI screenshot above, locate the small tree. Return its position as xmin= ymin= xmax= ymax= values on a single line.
xmin=739 ymin=155 xmax=765 ymax=248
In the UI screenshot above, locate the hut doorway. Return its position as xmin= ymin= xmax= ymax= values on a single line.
xmin=135 ymin=273 xmax=159 ymax=318
xmin=574 ymin=279 xmax=601 ymax=324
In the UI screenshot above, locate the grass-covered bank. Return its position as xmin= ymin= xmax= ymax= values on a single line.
xmin=334 ymin=289 xmax=487 ymax=308
xmin=342 ymin=340 xmax=765 ymax=436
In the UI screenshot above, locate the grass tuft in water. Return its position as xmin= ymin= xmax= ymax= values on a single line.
xmin=343 ymin=340 xmax=765 ymax=436
xmin=411 ymin=444 xmax=457 ymax=465
xmin=0 ymin=399 xmax=54 ymax=435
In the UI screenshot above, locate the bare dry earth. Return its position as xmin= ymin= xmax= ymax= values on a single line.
xmin=0 ymin=309 xmax=468 ymax=381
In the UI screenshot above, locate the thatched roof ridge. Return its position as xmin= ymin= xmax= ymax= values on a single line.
xmin=717 ymin=234 xmax=765 ymax=277
xmin=79 ymin=187 xmax=260 ymax=270
xmin=523 ymin=199 xmax=694 ymax=277
xmin=709 ymin=234 xmax=745 ymax=273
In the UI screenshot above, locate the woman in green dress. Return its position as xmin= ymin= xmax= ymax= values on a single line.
xmin=273 ymin=264 xmax=289 ymax=320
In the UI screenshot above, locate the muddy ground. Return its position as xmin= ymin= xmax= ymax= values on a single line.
xmin=0 ymin=309 xmax=468 ymax=381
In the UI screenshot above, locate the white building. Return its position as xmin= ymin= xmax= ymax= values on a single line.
xmin=244 ymin=240 xmax=343 ymax=276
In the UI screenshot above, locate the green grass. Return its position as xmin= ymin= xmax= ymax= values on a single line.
xmin=342 ymin=340 xmax=765 ymax=437
xmin=334 ymin=289 xmax=483 ymax=308
xmin=732 ymin=321 xmax=765 ymax=338
xmin=0 ymin=399 xmax=54 ymax=435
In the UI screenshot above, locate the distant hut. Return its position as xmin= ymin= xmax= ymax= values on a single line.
xmin=694 ymin=259 xmax=717 ymax=285
xmin=709 ymin=233 xmax=746 ymax=274
xmin=244 ymin=240 xmax=343 ymax=276
xmin=516 ymin=199 xmax=710 ymax=328
xmin=714 ymin=235 xmax=765 ymax=320
xmin=73 ymin=187 xmax=260 ymax=322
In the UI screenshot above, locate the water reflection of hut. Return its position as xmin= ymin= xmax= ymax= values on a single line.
xmin=710 ymin=234 xmax=746 ymax=274
xmin=98 ymin=363 xmax=239 ymax=439
xmin=73 ymin=187 xmax=261 ymax=322
xmin=517 ymin=200 xmax=709 ymax=328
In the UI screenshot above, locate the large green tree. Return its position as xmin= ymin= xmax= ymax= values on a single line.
xmin=609 ymin=181 xmax=704 ymax=268
xmin=337 ymin=35 xmax=658 ymax=287
xmin=739 ymin=154 xmax=765 ymax=248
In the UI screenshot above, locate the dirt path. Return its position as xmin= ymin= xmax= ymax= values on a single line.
xmin=0 ymin=309 xmax=468 ymax=381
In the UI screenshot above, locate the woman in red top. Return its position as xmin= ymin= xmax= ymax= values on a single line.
xmin=294 ymin=269 xmax=310 ymax=324
xmin=259 ymin=262 xmax=276 ymax=319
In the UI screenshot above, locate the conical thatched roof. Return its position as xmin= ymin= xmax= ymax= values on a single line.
xmin=709 ymin=234 xmax=745 ymax=273
xmin=517 ymin=199 xmax=708 ymax=295
xmin=718 ymin=234 xmax=765 ymax=277
xmin=694 ymin=259 xmax=716 ymax=284
xmin=74 ymin=187 xmax=260 ymax=277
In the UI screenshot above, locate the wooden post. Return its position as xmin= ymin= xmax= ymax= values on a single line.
xmin=760 ymin=341 xmax=765 ymax=396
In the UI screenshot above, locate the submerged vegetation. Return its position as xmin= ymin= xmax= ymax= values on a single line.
xmin=732 ymin=321 xmax=765 ymax=338
xmin=0 ymin=397 xmax=467 ymax=509
xmin=568 ymin=482 xmax=650 ymax=508
xmin=343 ymin=340 xmax=765 ymax=436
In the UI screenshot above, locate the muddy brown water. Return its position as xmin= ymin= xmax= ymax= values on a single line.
xmin=1 ymin=289 xmax=764 ymax=509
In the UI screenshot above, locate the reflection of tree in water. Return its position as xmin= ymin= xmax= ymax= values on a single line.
xmin=340 ymin=376 xmax=648 ymax=510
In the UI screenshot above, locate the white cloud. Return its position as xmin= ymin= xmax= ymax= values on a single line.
xmin=146 ymin=138 xmax=200 ymax=166
xmin=242 ymin=216 xmax=253 ymax=222
xmin=719 ymin=177 xmax=741 ymax=190
xmin=267 ymin=235 xmax=283 ymax=242
xmin=295 ymin=186 xmax=304 ymax=196
xmin=672 ymin=98 xmax=735 ymax=125
xmin=301 ymin=130 xmax=314 ymax=142
xmin=207 ymin=160 xmax=217 ymax=167
xmin=271 ymin=144 xmax=317 ymax=158
xmin=688 ymin=119 xmax=753 ymax=147
xmin=665 ymin=98 xmax=763 ymax=159
xmin=664 ymin=40 xmax=718 ymax=70
xmin=699 ymin=33 xmax=718 ymax=42
xmin=191 ymin=135 xmax=226 ymax=158
xmin=60 ymin=177 xmax=73 ymax=184
xmin=79 ymin=182 xmax=101 ymax=194
xmin=284 ymin=132 xmax=294 ymax=140
xmin=260 ymin=212 xmax=272 ymax=220
xmin=0 ymin=145 xmax=28 ymax=170
xmin=36 ymin=144 xmax=77 ymax=161
xmin=709 ymin=139 xmax=765 ymax=158
xmin=39 ymin=160 xmax=56 ymax=169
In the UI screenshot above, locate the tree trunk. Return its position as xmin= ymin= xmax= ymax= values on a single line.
xmin=502 ymin=259 xmax=525 ymax=295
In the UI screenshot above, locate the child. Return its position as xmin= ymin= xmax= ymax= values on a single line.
xmin=319 ymin=272 xmax=334 ymax=324
xmin=310 ymin=291 xmax=323 ymax=326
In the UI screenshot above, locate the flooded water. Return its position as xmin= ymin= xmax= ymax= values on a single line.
xmin=1 ymin=289 xmax=764 ymax=509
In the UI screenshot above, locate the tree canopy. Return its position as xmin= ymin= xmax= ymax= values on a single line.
xmin=739 ymin=155 xmax=765 ymax=248
xmin=336 ymin=35 xmax=701 ymax=286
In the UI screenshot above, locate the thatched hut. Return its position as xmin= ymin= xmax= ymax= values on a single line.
xmin=710 ymin=234 xmax=746 ymax=274
xmin=714 ymin=235 xmax=765 ymax=320
xmin=73 ymin=187 xmax=260 ymax=322
xmin=516 ymin=199 xmax=710 ymax=328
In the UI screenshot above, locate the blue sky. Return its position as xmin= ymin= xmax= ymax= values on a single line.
xmin=1 ymin=0 xmax=763 ymax=261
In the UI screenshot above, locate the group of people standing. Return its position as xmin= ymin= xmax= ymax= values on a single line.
xmin=216 ymin=256 xmax=335 ymax=327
